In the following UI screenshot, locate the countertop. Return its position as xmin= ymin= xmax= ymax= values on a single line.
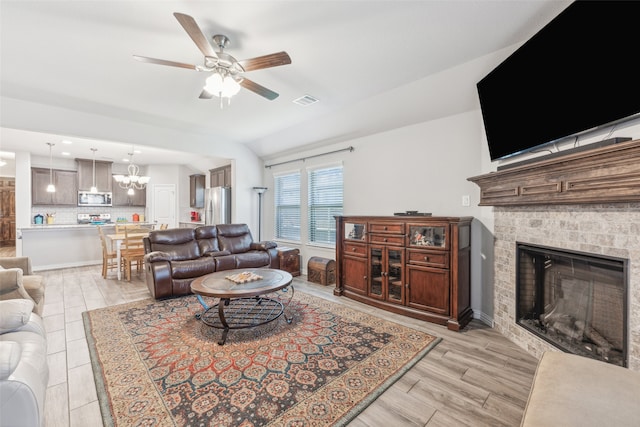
xmin=19 ymin=222 xmax=156 ymax=231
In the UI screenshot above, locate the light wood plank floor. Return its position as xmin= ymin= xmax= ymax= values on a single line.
xmin=30 ymin=262 xmax=538 ymax=427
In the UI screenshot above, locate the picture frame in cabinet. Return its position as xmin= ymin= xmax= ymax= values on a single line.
xmin=408 ymin=224 xmax=447 ymax=248
xmin=345 ymin=222 xmax=366 ymax=241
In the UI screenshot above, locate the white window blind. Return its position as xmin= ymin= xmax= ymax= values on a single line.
xmin=274 ymin=172 xmax=301 ymax=241
xmin=308 ymin=165 xmax=343 ymax=245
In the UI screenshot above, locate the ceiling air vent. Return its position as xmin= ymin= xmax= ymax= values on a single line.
xmin=293 ymin=94 xmax=319 ymax=106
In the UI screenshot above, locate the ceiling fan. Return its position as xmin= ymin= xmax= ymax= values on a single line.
xmin=133 ymin=12 xmax=291 ymax=102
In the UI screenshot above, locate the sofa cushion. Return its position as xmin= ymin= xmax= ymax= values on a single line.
xmin=235 ymin=252 xmax=271 ymax=269
xmin=170 ymin=258 xmax=215 ymax=279
xmin=217 ymin=224 xmax=253 ymax=254
xmin=521 ymin=351 xmax=640 ymax=427
xmin=196 ymin=225 xmax=222 ymax=255
xmin=147 ymin=228 xmax=202 ymax=261
xmin=0 ymin=300 xmax=34 ymax=334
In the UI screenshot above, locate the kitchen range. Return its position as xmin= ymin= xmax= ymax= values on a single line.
xmin=77 ymin=213 xmax=112 ymax=225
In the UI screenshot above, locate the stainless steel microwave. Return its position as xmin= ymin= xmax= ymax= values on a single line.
xmin=78 ymin=191 xmax=112 ymax=207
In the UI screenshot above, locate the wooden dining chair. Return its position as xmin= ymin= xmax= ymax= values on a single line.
xmin=160 ymin=223 xmax=169 ymax=230
xmin=115 ymin=223 xmax=137 ymax=233
xmin=120 ymin=227 xmax=147 ymax=281
xmin=97 ymin=226 xmax=119 ymax=278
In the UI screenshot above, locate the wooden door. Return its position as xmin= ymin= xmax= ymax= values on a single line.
xmin=342 ymin=255 xmax=367 ymax=295
xmin=54 ymin=170 xmax=78 ymax=205
xmin=406 ymin=264 xmax=450 ymax=315
xmin=32 ymin=168 xmax=53 ymax=205
xmin=0 ymin=178 xmax=16 ymax=247
xmin=152 ymin=184 xmax=176 ymax=228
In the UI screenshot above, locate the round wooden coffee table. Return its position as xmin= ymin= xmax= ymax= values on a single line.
xmin=190 ymin=268 xmax=294 ymax=345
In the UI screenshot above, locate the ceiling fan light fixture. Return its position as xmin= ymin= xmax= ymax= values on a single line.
xmin=204 ymin=71 xmax=240 ymax=99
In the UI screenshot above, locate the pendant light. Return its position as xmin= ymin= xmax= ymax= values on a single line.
xmin=90 ymin=148 xmax=98 ymax=193
xmin=46 ymin=143 xmax=56 ymax=193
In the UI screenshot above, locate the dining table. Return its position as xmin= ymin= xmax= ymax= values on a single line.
xmin=106 ymin=231 xmax=149 ymax=280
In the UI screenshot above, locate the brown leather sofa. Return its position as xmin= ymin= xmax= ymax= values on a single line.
xmin=143 ymin=224 xmax=279 ymax=299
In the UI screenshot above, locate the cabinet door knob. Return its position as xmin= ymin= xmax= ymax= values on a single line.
xmin=352 ymin=248 xmax=357 ymax=252
xmin=363 ymin=276 xmax=367 ymax=280
xmin=424 ymin=256 xmax=429 ymax=261
xmin=383 ymin=238 xmax=387 ymax=242
xmin=383 ymin=226 xmax=387 ymax=230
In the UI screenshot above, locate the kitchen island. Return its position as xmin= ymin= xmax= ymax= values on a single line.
xmin=18 ymin=223 xmax=153 ymax=271
xmin=19 ymin=224 xmax=116 ymax=271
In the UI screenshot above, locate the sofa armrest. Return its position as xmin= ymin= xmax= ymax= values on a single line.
xmin=203 ymin=250 xmax=231 ymax=258
xmin=145 ymin=251 xmax=173 ymax=263
xmin=144 ymin=254 xmax=173 ymax=299
xmin=0 ymin=257 xmax=32 ymax=275
xmin=0 ymin=269 xmax=34 ymax=304
xmin=250 ymin=241 xmax=277 ymax=251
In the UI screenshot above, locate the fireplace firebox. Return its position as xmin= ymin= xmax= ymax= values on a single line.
xmin=516 ymin=243 xmax=627 ymax=367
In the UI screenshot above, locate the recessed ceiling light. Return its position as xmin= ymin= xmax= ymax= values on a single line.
xmin=123 ymin=158 xmax=130 ymax=162
xmin=61 ymin=152 xmax=71 ymax=156
xmin=62 ymin=140 xmax=73 ymax=145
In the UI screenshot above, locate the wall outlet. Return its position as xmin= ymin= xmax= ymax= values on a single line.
xmin=462 ymin=195 xmax=470 ymax=206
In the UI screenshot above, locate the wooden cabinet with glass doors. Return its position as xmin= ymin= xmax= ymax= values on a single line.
xmin=335 ymin=215 xmax=473 ymax=331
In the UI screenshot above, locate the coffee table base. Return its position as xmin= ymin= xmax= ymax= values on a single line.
xmin=195 ymin=288 xmax=294 ymax=345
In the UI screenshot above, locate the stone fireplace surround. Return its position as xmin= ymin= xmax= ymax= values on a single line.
xmin=469 ymin=139 xmax=640 ymax=371
xmin=493 ymin=204 xmax=639 ymax=371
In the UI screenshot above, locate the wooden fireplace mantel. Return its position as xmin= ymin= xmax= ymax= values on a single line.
xmin=468 ymin=139 xmax=640 ymax=206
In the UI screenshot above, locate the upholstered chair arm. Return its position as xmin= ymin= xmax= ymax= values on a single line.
xmin=0 ymin=257 xmax=33 ymax=275
xmin=0 ymin=268 xmax=35 ymax=305
xmin=144 ymin=253 xmax=173 ymax=299
xmin=203 ymin=250 xmax=231 ymax=258
xmin=250 ymin=241 xmax=277 ymax=251
xmin=145 ymin=251 xmax=173 ymax=263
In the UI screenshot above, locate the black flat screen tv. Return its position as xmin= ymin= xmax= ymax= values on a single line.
xmin=477 ymin=0 xmax=640 ymax=162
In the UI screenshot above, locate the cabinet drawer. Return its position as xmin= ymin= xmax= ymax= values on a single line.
xmin=369 ymin=234 xmax=405 ymax=246
xmin=344 ymin=242 xmax=367 ymax=257
xmin=369 ymin=222 xmax=405 ymax=234
xmin=408 ymin=249 xmax=449 ymax=268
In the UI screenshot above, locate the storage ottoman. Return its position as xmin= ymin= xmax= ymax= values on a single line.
xmin=307 ymin=257 xmax=336 ymax=285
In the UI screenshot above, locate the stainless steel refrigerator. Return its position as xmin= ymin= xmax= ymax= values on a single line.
xmin=204 ymin=187 xmax=231 ymax=225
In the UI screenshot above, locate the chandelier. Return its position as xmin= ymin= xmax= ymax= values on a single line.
xmin=113 ymin=151 xmax=150 ymax=195
xmin=203 ymin=68 xmax=241 ymax=108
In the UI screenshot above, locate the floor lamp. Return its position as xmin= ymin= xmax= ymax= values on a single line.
xmin=253 ymin=187 xmax=267 ymax=241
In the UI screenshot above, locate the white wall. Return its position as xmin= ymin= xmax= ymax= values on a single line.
xmin=262 ymin=110 xmax=494 ymax=320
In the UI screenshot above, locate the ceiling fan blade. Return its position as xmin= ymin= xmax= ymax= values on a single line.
xmin=173 ymin=12 xmax=218 ymax=59
xmin=133 ymin=55 xmax=197 ymax=70
xmin=199 ymin=89 xmax=214 ymax=99
xmin=237 ymin=52 xmax=291 ymax=72
xmin=239 ymin=78 xmax=279 ymax=100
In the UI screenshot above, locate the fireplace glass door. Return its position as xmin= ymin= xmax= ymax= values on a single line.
xmin=516 ymin=243 xmax=627 ymax=367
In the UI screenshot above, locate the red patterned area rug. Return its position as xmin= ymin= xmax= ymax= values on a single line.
xmin=83 ymin=290 xmax=440 ymax=426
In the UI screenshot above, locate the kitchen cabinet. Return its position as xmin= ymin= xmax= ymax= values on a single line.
xmin=190 ymin=174 xmax=205 ymax=208
xmin=335 ymin=215 xmax=473 ymax=331
xmin=32 ymin=168 xmax=78 ymax=206
xmin=0 ymin=178 xmax=15 ymax=247
xmin=76 ymin=159 xmax=112 ymax=191
xmin=210 ymin=165 xmax=231 ymax=188
xmin=112 ymin=176 xmax=146 ymax=206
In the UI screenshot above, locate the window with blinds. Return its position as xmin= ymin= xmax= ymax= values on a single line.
xmin=274 ymin=172 xmax=301 ymax=241
xmin=308 ymin=165 xmax=343 ymax=245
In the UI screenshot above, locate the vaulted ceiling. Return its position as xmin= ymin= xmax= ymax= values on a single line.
xmin=0 ymin=0 xmax=571 ymax=164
